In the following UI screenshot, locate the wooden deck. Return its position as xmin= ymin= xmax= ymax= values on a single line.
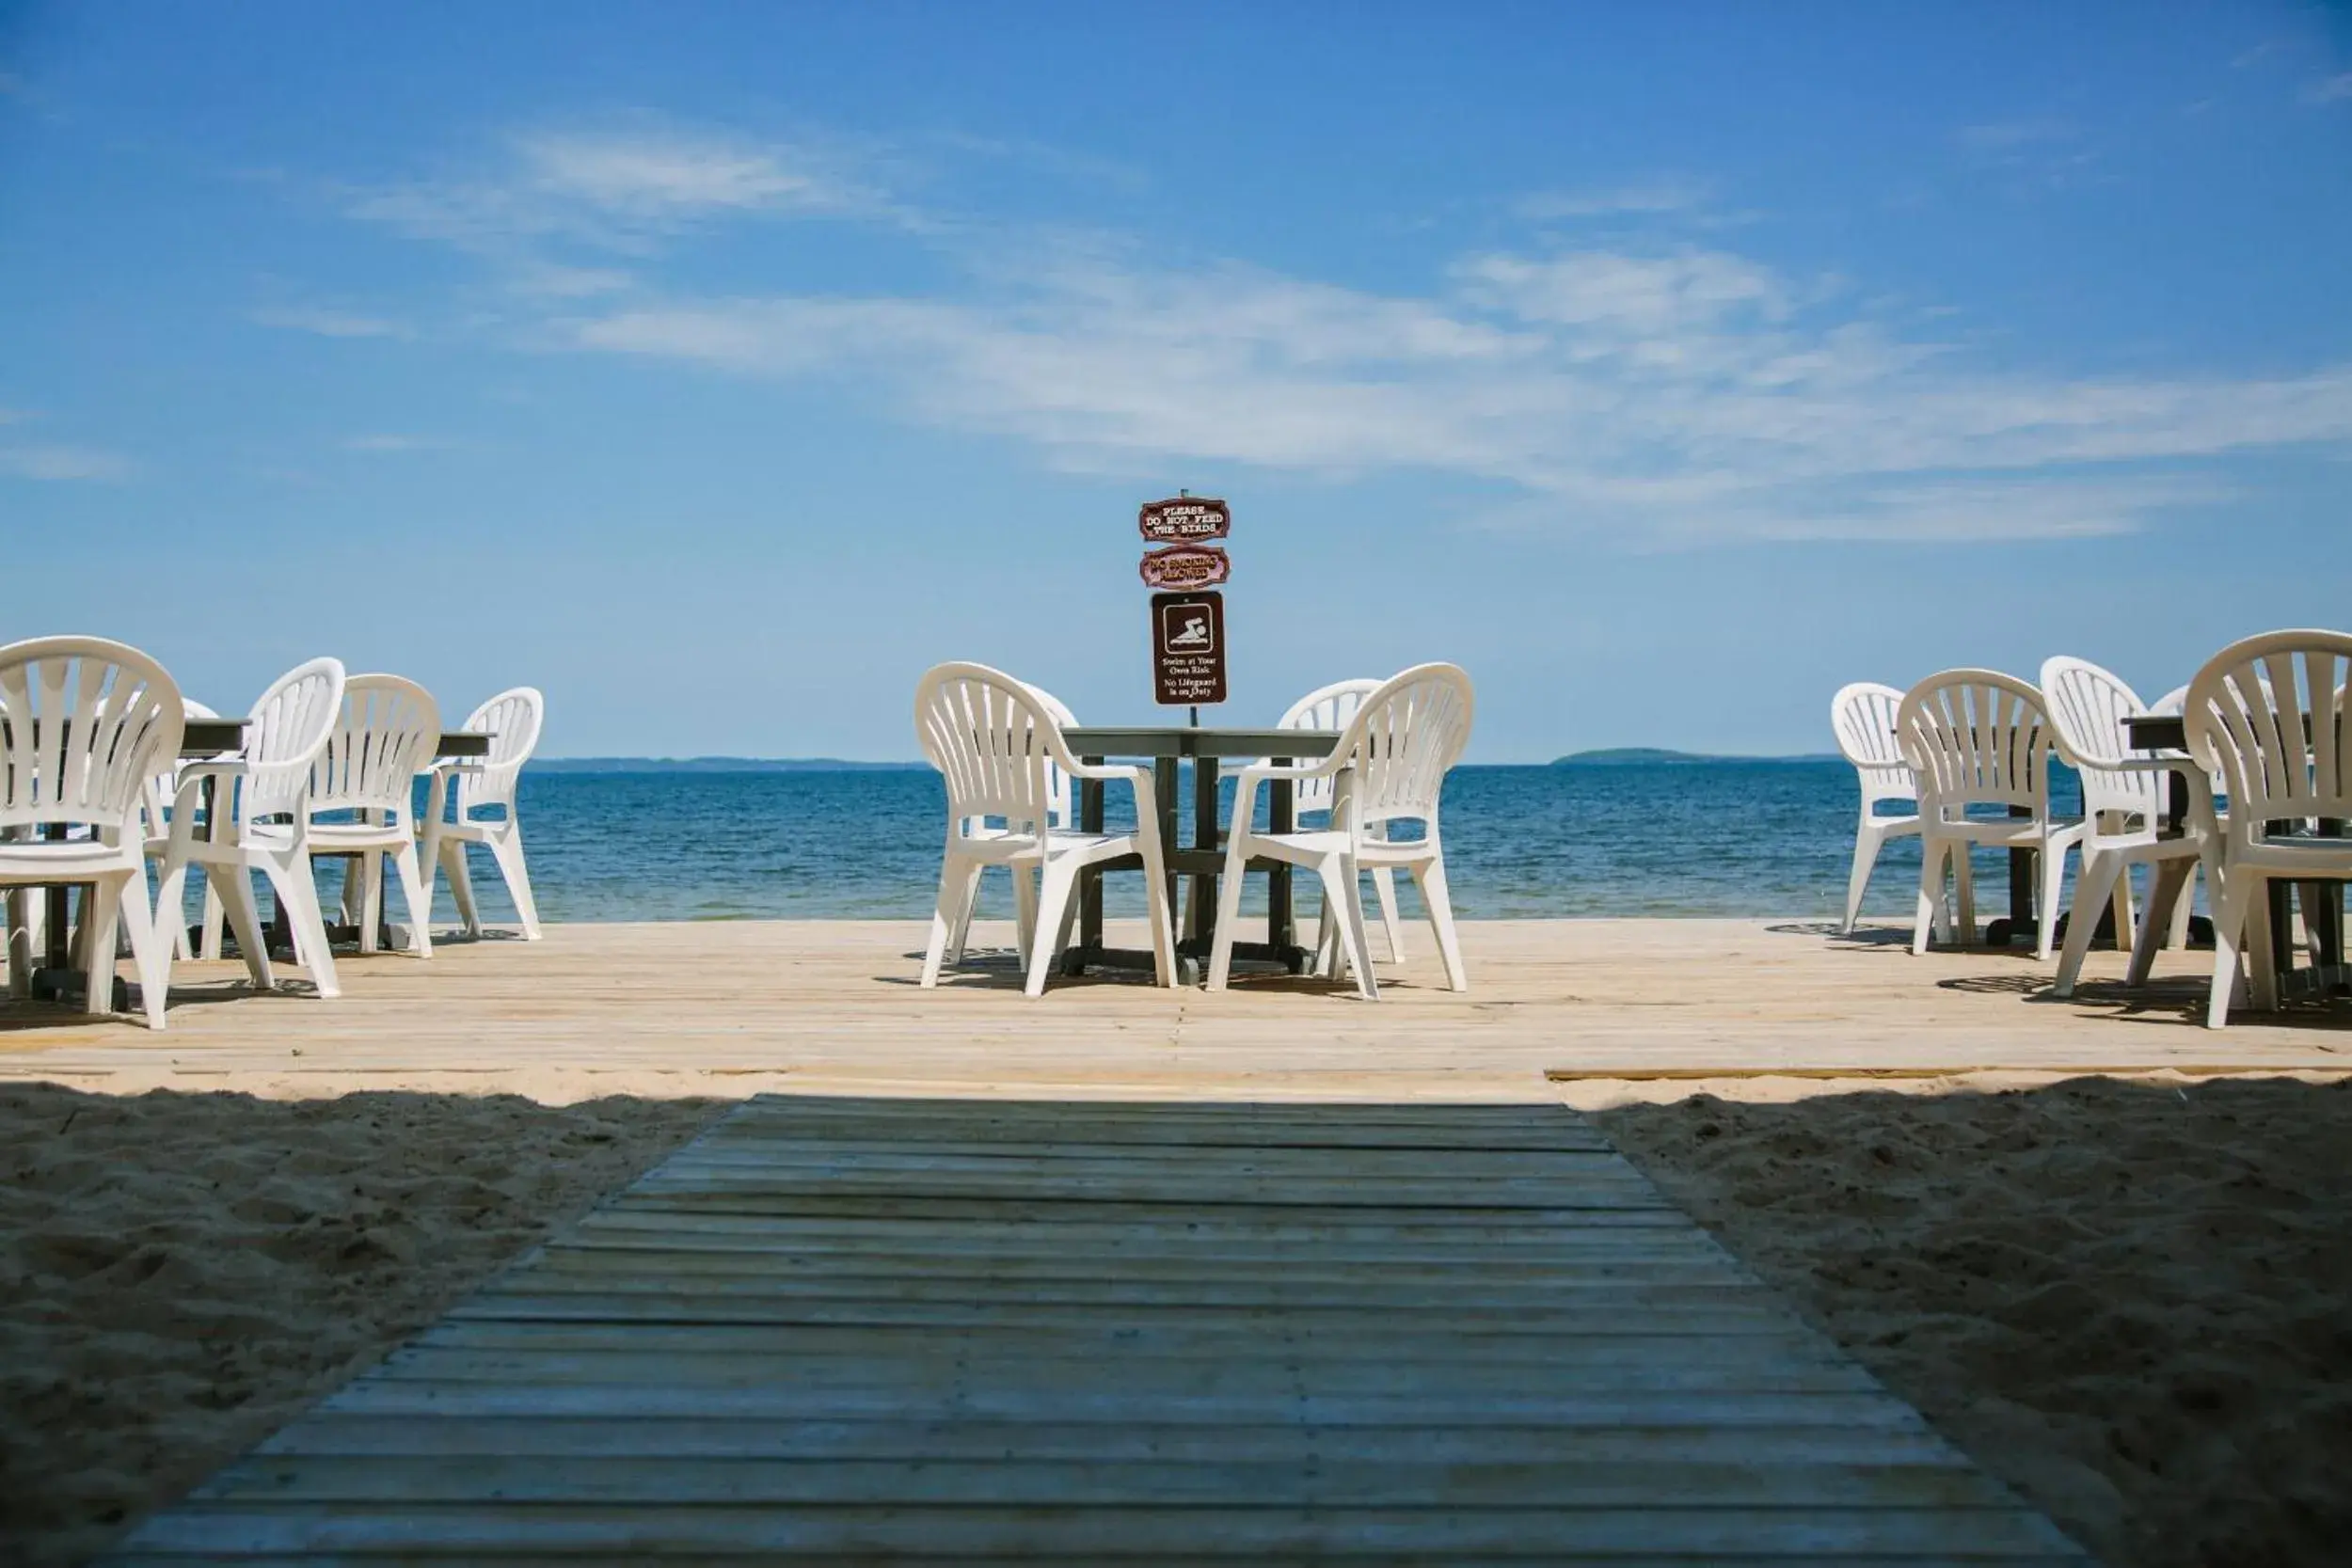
xmin=3 ymin=918 xmax=2344 ymax=1105
xmin=106 ymin=1094 xmax=2087 ymax=1562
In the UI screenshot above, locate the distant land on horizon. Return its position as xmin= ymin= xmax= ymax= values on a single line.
xmin=531 ymin=756 xmax=930 ymax=773
xmin=1550 ymin=747 xmax=1841 ymax=767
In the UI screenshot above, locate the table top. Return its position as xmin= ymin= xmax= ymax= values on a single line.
xmin=178 ymin=722 xmax=492 ymax=761
xmin=1063 ymin=726 xmax=1342 ymax=760
xmin=2122 ymin=713 xmax=2188 ymax=752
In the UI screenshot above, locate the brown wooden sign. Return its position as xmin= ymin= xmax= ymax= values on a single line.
xmin=1138 ymin=543 xmax=1232 ymax=591
xmin=1151 ymin=591 xmax=1227 ymax=705
xmin=1138 ymin=496 xmax=1231 ymax=543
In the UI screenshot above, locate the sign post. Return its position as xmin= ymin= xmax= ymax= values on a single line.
xmin=1139 ymin=496 xmax=1230 ymax=719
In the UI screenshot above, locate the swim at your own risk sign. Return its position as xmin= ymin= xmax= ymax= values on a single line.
xmin=1140 ymin=496 xmax=1228 ymax=707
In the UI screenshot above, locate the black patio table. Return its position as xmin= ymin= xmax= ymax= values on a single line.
xmin=1058 ymin=726 xmax=1342 ymax=985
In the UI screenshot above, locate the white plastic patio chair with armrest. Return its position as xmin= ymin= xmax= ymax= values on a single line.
xmin=306 ymin=674 xmax=442 ymax=961
xmin=1828 ymin=681 xmax=1953 ymax=936
xmin=947 ymin=682 xmax=1077 ymax=966
xmin=1897 ymin=669 xmax=2088 ymax=959
xmin=2183 ymin=629 xmax=2352 ymax=1028
xmin=914 ymin=662 xmax=1176 ymax=997
xmin=1273 ymin=678 xmax=1406 ymax=963
xmin=0 ymin=637 xmax=185 ymax=1028
xmin=421 ymin=686 xmax=546 ymax=941
xmin=2041 ymin=656 xmax=2220 ymax=998
xmin=154 ymin=657 xmax=347 ymax=996
xmin=1208 ymin=663 xmax=1475 ymax=1000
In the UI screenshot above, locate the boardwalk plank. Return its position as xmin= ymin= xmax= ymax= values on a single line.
xmin=108 ymin=1096 xmax=2086 ymax=1564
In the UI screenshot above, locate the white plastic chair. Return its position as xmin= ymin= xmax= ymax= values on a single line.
xmin=914 ymin=663 xmax=1175 ymax=996
xmin=1208 ymin=663 xmax=1474 ymax=1000
xmin=0 ymin=637 xmax=184 ymax=1028
xmin=948 ymin=682 xmax=1078 ymax=964
xmin=2041 ymin=657 xmax=2217 ymax=998
xmin=1275 ymin=679 xmax=1406 ymax=961
xmin=421 ymin=687 xmax=545 ymax=941
xmin=1897 ymin=669 xmax=2087 ymax=959
xmin=308 ymin=674 xmax=442 ymax=961
xmin=1827 ymin=682 xmax=1937 ymax=934
xmin=155 ymin=657 xmax=348 ymax=996
xmin=2183 ymin=629 xmax=2352 ymax=1028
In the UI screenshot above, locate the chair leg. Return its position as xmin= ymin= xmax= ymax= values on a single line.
xmin=2128 ymin=859 xmax=2190 ymax=986
xmin=1843 ymin=818 xmax=1883 ymax=934
xmin=81 ymin=879 xmax=124 ymax=1018
xmin=487 ymin=826 xmax=541 ymax=941
xmin=119 ymin=879 xmax=169 ymax=1029
xmin=5 ymin=889 xmax=29 ymax=1001
xmin=1205 ymin=843 xmax=1253 ymax=992
xmin=921 ymin=856 xmax=975 ymax=987
xmin=1372 ymin=867 xmax=1406 ymax=961
xmin=2206 ymin=871 xmax=2258 ymax=1029
xmin=2035 ymin=840 xmax=2070 ymax=962
xmin=355 ymin=851 xmax=383 ymax=955
xmin=2246 ymin=883 xmax=2280 ymax=1012
xmin=1317 ymin=852 xmax=1377 ymax=1001
xmin=199 ymin=879 xmax=226 ymax=959
xmin=439 ymin=838 xmax=481 ymax=937
xmin=1912 ymin=840 xmax=1946 ymax=956
xmin=1009 ymin=865 xmax=1038 ymax=965
xmin=2168 ymin=864 xmax=2198 ymax=948
xmin=207 ymin=863 xmax=273 ymax=989
xmin=264 ymin=855 xmax=341 ymax=999
xmin=2053 ymin=850 xmax=2125 ymax=998
xmin=389 ymin=841 xmax=434 ymax=958
xmin=1412 ymin=855 xmax=1469 ymax=992
xmin=1025 ymin=859 xmax=1081 ymax=998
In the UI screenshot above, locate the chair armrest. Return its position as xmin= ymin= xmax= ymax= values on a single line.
xmin=170 ymin=761 xmax=247 ymax=812
xmin=1058 ymin=758 xmax=1152 ymax=784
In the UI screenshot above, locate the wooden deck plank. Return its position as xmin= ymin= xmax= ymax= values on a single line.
xmin=108 ymin=1096 xmax=2087 ymax=1563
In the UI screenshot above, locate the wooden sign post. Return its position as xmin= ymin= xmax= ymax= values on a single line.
xmin=1139 ymin=496 xmax=1230 ymax=713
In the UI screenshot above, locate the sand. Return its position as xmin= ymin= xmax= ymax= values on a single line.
xmin=0 ymin=1084 xmax=720 ymax=1568
xmin=1585 ymin=1073 xmax=2352 ymax=1568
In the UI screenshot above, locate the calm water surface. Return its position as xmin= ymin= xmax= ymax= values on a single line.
xmin=419 ymin=763 xmax=2087 ymax=927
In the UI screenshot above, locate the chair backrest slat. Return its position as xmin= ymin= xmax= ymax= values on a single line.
xmin=455 ymin=687 xmax=546 ymax=816
xmin=1279 ymin=678 xmax=1383 ymax=816
xmin=241 ymin=658 xmax=347 ymax=821
xmin=2185 ymin=630 xmax=2352 ymax=838
xmin=310 ymin=674 xmax=440 ymax=821
xmin=0 ymin=636 xmax=183 ymax=836
xmin=915 ymin=663 xmax=1062 ymax=832
xmin=2039 ymin=656 xmax=2162 ymax=823
xmin=1828 ymin=682 xmax=1914 ymax=806
xmin=1897 ymin=669 xmax=2053 ymax=816
xmin=1328 ymin=664 xmax=1475 ymax=828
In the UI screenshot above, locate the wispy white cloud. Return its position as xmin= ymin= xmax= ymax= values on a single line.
xmin=2303 ymin=72 xmax=2352 ymax=104
xmin=345 ymin=123 xmax=895 ymax=257
xmin=558 ymin=238 xmax=2352 ymax=545
xmin=320 ymin=118 xmax=2352 ymax=547
xmin=0 ymin=443 xmax=133 ymax=481
xmin=251 ymin=304 xmax=410 ymax=339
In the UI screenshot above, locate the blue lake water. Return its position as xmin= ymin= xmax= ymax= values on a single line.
xmin=400 ymin=762 xmax=2090 ymax=927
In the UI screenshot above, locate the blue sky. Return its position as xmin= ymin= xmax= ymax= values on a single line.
xmin=4 ymin=2 xmax=2348 ymax=761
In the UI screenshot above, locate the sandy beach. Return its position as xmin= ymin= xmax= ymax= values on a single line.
xmin=0 ymin=1085 xmax=719 ymax=1568
xmin=5 ymin=920 xmax=2348 ymax=1564
xmin=1585 ymin=1073 xmax=2352 ymax=1568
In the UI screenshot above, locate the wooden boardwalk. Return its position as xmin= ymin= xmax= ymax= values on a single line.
xmin=110 ymin=1094 xmax=2087 ymax=1563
